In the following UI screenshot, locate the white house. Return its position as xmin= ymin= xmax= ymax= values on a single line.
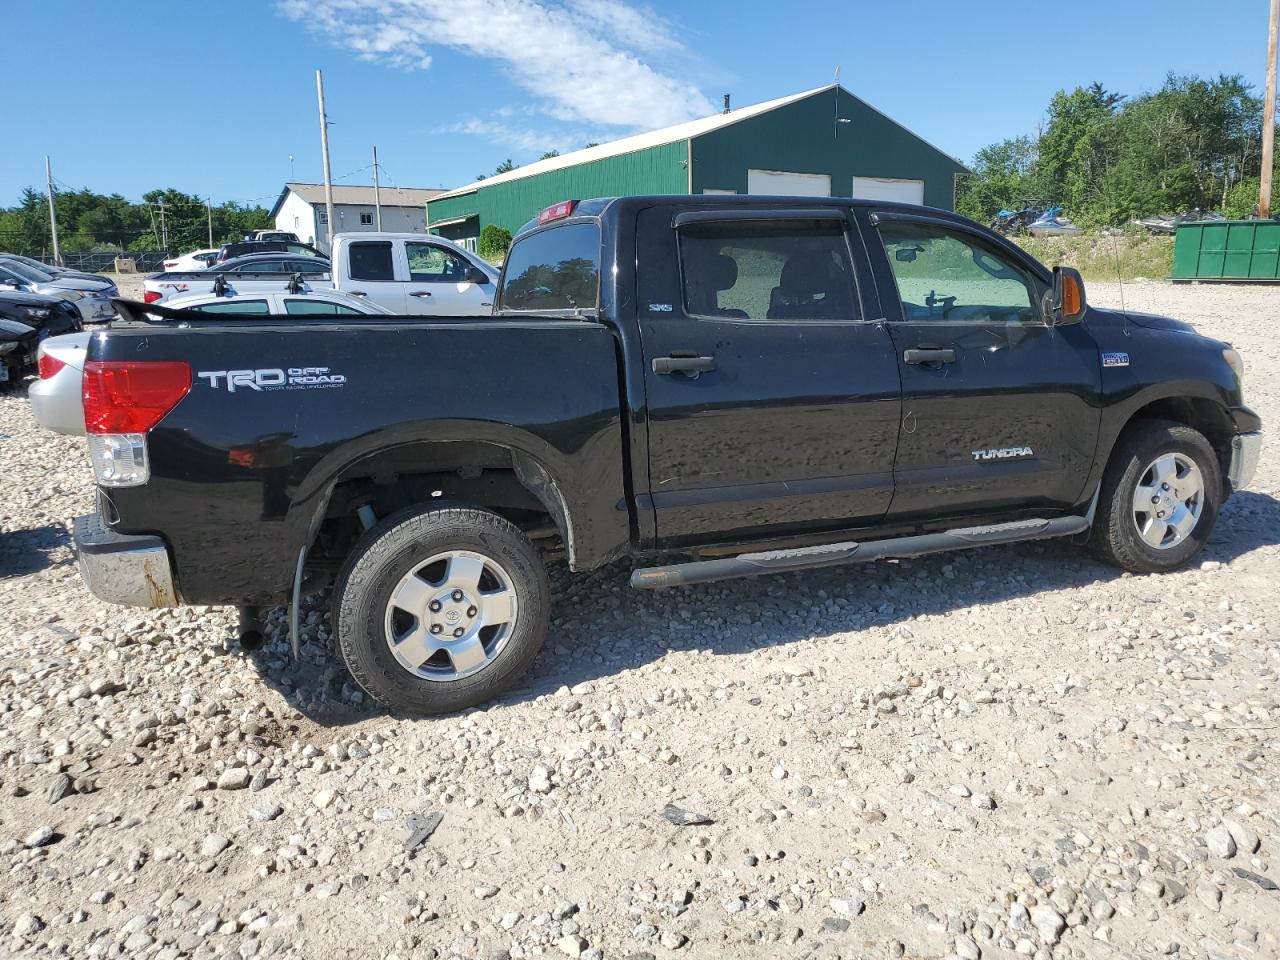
xmin=270 ymin=183 xmax=446 ymax=253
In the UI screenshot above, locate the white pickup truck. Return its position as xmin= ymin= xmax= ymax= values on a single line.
xmin=142 ymin=233 xmax=499 ymax=315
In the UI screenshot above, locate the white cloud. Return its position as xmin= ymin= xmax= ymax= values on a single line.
xmin=436 ymin=119 xmax=573 ymax=156
xmin=280 ymin=0 xmax=713 ymax=129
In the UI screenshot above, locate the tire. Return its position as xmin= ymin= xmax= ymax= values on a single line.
xmin=333 ymin=503 xmax=550 ymax=714
xmin=1089 ymin=419 xmax=1222 ymax=573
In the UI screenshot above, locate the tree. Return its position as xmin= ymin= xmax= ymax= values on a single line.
xmin=478 ymin=224 xmax=513 ymax=262
xmin=494 ymin=158 xmax=517 ymax=174
xmin=539 ymin=149 xmax=561 ymax=160
xmin=958 ymin=73 xmax=1277 ymax=226
xmin=0 ymin=186 xmax=271 ymax=256
xmin=956 ymin=136 xmax=1038 ymax=222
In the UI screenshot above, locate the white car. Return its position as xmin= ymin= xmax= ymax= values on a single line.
xmin=162 ymin=249 xmax=220 ymax=272
xmin=162 ymin=289 xmax=395 ymax=317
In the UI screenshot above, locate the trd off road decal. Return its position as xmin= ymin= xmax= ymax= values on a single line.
xmin=197 ymin=367 xmax=347 ymax=392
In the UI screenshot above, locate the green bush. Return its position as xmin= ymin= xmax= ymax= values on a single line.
xmin=478 ymin=224 xmax=512 ymax=262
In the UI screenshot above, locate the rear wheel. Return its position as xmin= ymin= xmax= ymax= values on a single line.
xmin=333 ymin=504 xmax=550 ymax=714
xmin=1089 ymin=419 xmax=1222 ymax=573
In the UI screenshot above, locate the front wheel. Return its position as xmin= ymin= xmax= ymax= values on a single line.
xmin=333 ymin=504 xmax=550 ymax=714
xmin=1089 ymin=419 xmax=1222 ymax=573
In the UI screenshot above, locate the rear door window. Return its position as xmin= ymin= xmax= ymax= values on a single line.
xmin=349 ymin=241 xmax=395 ymax=281
xmin=189 ymin=300 xmax=271 ymax=314
xmin=283 ymin=299 xmax=362 ymax=316
xmin=499 ymin=222 xmax=600 ymax=312
xmin=677 ymin=219 xmax=858 ymax=320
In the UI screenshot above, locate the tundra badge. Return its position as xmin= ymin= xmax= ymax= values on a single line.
xmin=972 ymin=446 xmax=1034 ymax=461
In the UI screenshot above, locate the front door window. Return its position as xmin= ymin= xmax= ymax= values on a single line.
xmin=879 ymin=222 xmax=1037 ymax=324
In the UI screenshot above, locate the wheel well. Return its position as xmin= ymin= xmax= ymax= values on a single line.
xmin=309 ymin=442 xmax=568 ymax=585
xmin=1122 ymin=397 xmax=1234 ymax=479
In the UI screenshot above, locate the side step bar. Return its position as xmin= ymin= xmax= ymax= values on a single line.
xmin=630 ymin=514 xmax=1091 ymax=590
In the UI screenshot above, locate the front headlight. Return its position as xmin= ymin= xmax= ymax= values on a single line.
xmin=1223 ymin=348 xmax=1244 ymax=389
xmin=24 ymin=306 xmax=51 ymax=319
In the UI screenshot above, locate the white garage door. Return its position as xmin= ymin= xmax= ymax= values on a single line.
xmin=851 ymin=176 xmax=925 ymax=205
xmin=747 ymin=169 xmax=831 ymax=197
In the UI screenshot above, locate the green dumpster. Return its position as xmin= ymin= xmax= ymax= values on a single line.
xmin=1172 ymin=219 xmax=1280 ymax=280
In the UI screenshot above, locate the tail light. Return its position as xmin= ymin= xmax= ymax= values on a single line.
xmin=537 ymin=200 xmax=576 ymax=224
xmin=163 ymin=260 xmax=178 ymax=270
xmin=143 ymin=290 xmax=162 ymax=304
xmin=82 ymin=360 xmax=191 ymax=487
xmin=38 ymin=350 xmax=67 ymax=380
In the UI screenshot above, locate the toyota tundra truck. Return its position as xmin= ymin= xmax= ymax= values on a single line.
xmin=55 ymin=196 xmax=1262 ymax=714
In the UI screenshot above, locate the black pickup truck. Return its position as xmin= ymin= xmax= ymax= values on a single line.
xmin=67 ymin=196 xmax=1261 ymax=714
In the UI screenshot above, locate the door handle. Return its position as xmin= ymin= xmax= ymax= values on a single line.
xmin=903 ymin=347 xmax=956 ymax=365
xmin=652 ymin=354 xmax=715 ymax=376
xmin=410 ymin=290 xmax=433 ymax=298
xmin=349 ymin=290 xmax=367 ymax=297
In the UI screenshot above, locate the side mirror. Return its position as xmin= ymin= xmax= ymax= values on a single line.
xmin=466 ymin=265 xmax=490 ymax=285
xmin=1049 ymin=266 xmax=1087 ymax=325
xmin=895 ymin=246 xmax=922 ymax=263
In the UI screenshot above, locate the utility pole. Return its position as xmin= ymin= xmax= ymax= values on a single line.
xmin=1261 ymin=0 xmax=1278 ymax=218
xmin=316 ymin=69 xmax=337 ymax=252
xmin=207 ymin=198 xmax=214 ymax=248
xmin=44 ymin=156 xmax=61 ymax=266
xmin=158 ymin=201 xmax=168 ymax=252
xmin=372 ymin=145 xmax=383 ymax=231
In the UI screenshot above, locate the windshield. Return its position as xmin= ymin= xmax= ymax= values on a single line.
xmin=0 ymin=259 xmax=54 ymax=283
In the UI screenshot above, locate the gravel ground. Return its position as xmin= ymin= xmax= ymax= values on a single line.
xmin=1 ymin=281 xmax=1278 ymax=960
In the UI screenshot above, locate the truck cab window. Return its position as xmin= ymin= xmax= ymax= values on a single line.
xmin=678 ymin=219 xmax=857 ymax=321
xmin=879 ymin=222 xmax=1038 ymax=323
xmin=500 ymin=222 xmax=600 ymax=312
xmin=349 ymin=241 xmax=395 ymax=282
xmin=405 ymin=242 xmax=468 ymax=282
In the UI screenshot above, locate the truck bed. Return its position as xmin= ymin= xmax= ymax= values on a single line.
xmin=90 ymin=316 xmax=629 ymax=603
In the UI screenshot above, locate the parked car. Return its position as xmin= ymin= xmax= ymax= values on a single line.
xmin=143 ymin=254 xmax=332 ymax=303
xmin=328 ymin=232 xmax=497 ymax=314
xmin=0 ymin=252 xmax=106 ymax=284
xmin=0 ymin=257 xmax=117 ymax=324
xmin=252 ymin=230 xmax=300 ymax=242
xmin=216 ymin=239 xmax=324 ymax=263
xmin=162 ymin=249 xmax=220 ymax=272
xmin=43 ymin=196 xmax=1261 ymax=715
xmin=0 ymin=290 xmax=81 ymax=386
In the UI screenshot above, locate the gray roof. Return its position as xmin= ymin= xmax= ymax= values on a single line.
xmin=272 ymin=182 xmax=445 ymax=217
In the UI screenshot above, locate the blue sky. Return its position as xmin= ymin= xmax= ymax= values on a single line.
xmin=2 ymin=0 xmax=1272 ymax=206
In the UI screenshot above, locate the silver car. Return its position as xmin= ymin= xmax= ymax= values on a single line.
xmin=0 ymin=257 xmax=117 ymax=325
xmin=28 ymin=331 xmax=90 ymax=435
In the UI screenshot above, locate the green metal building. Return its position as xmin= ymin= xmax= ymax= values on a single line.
xmin=426 ymin=84 xmax=968 ymax=250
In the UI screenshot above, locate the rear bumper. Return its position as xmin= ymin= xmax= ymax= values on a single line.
xmin=1228 ymin=432 xmax=1262 ymax=493
xmin=73 ymin=513 xmax=178 ymax=607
